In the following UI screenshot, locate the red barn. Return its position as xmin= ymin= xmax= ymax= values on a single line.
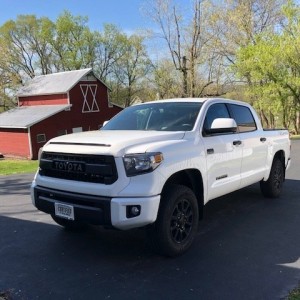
xmin=0 ymin=68 xmax=122 ymax=159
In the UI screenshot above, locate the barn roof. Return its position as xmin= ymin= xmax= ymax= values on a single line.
xmin=0 ymin=105 xmax=71 ymax=129
xmin=17 ymin=68 xmax=108 ymax=97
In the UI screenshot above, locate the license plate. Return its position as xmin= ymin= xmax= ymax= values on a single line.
xmin=55 ymin=203 xmax=74 ymax=220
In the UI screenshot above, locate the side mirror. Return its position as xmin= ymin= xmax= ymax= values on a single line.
xmin=204 ymin=118 xmax=237 ymax=135
xmin=100 ymin=120 xmax=109 ymax=130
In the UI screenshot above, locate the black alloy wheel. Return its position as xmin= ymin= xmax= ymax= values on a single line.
xmin=148 ymin=184 xmax=199 ymax=257
xmin=170 ymin=198 xmax=194 ymax=244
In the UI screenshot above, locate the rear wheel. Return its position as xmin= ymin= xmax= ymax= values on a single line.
xmin=260 ymin=158 xmax=284 ymax=198
xmin=148 ymin=185 xmax=199 ymax=257
xmin=51 ymin=215 xmax=87 ymax=230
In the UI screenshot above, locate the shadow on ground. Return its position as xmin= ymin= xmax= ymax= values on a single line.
xmin=0 ymin=174 xmax=33 ymax=196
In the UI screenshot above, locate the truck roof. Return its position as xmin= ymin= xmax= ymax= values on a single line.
xmin=134 ymin=97 xmax=249 ymax=106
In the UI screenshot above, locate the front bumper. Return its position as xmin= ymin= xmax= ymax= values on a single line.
xmin=33 ymin=185 xmax=112 ymax=225
xmin=31 ymin=183 xmax=160 ymax=230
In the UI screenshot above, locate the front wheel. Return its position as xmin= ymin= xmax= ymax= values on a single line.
xmin=260 ymin=158 xmax=284 ymax=198
xmin=148 ymin=185 xmax=199 ymax=257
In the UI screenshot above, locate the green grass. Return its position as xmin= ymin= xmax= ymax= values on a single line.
xmin=287 ymin=286 xmax=300 ymax=300
xmin=0 ymin=159 xmax=38 ymax=175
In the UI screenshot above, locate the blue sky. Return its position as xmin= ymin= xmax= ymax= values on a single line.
xmin=0 ymin=0 xmax=151 ymax=32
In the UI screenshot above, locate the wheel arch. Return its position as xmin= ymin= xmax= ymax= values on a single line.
xmin=273 ymin=150 xmax=286 ymax=179
xmin=274 ymin=150 xmax=286 ymax=180
xmin=264 ymin=150 xmax=286 ymax=181
xmin=161 ymin=169 xmax=204 ymax=219
xmin=260 ymin=150 xmax=285 ymax=198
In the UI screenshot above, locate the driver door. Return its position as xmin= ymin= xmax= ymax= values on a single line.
xmin=202 ymin=103 xmax=243 ymax=201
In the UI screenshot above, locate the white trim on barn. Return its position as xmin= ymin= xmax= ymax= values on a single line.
xmin=28 ymin=127 xmax=33 ymax=159
xmin=81 ymin=84 xmax=99 ymax=113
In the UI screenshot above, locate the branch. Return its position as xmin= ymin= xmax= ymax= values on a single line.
xmin=197 ymin=81 xmax=213 ymax=97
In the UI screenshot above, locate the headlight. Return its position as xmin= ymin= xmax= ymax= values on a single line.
xmin=123 ymin=152 xmax=164 ymax=177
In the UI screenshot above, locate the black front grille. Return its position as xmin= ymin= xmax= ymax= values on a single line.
xmin=39 ymin=152 xmax=118 ymax=184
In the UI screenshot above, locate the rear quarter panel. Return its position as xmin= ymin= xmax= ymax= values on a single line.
xmin=262 ymin=129 xmax=291 ymax=180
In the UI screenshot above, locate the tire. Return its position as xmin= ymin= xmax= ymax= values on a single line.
xmin=260 ymin=158 xmax=284 ymax=198
xmin=148 ymin=185 xmax=199 ymax=257
xmin=51 ymin=215 xmax=87 ymax=230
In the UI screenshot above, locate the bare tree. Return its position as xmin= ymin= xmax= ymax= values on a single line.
xmin=146 ymin=0 xmax=224 ymax=98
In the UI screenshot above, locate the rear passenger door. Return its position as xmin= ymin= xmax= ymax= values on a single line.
xmin=228 ymin=104 xmax=268 ymax=187
xmin=202 ymin=103 xmax=243 ymax=201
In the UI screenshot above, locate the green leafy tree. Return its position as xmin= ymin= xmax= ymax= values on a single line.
xmin=0 ymin=15 xmax=55 ymax=79
xmin=111 ymin=33 xmax=152 ymax=107
xmin=0 ymin=15 xmax=56 ymax=110
xmin=93 ymin=24 xmax=126 ymax=82
xmin=151 ymin=58 xmax=182 ymax=99
xmin=235 ymin=1 xmax=300 ymax=132
xmin=0 ymin=12 xmax=99 ymax=109
xmin=51 ymin=11 xmax=96 ymax=71
xmin=210 ymin=0 xmax=285 ymax=65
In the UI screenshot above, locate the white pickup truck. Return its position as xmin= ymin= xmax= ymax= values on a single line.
xmin=31 ymin=98 xmax=291 ymax=256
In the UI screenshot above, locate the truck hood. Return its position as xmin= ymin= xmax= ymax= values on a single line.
xmin=43 ymin=130 xmax=186 ymax=156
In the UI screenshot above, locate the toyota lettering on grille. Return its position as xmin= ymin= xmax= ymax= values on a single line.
xmin=52 ymin=160 xmax=86 ymax=173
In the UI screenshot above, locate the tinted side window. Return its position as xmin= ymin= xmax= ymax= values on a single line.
xmin=229 ymin=104 xmax=257 ymax=133
xmin=203 ymin=103 xmax=230 ymax=132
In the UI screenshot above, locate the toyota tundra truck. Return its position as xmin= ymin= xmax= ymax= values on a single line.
xmin=31 ymin=98 xmax=291 ymax=256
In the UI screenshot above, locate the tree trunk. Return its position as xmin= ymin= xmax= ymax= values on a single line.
xmin=190 ymin=58 xmax=195 ymax=97
xmin=269 ymin=111 xmax=275 ymax=128
xmin=260 ymin=109 xmax=269 ymax=128
xmin=182 ymin=56 xmax=188 ymax=98
xmin=125 ymin=86 xmax=132 ymax=107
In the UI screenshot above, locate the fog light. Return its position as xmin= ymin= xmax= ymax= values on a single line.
xmin=126 ymin=205 xmax=141 ymax=218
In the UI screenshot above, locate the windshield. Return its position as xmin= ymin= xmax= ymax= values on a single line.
xmin=102 ymin=102 xmax=203 ymax=131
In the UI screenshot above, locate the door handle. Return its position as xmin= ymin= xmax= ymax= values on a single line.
xmin=207 ymin=148 xmax=214 ymax=155
xmin=260 ymin=137 xmax=267 ymax=142
xmin=233 ymin=140 xmax=242 ymax=146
